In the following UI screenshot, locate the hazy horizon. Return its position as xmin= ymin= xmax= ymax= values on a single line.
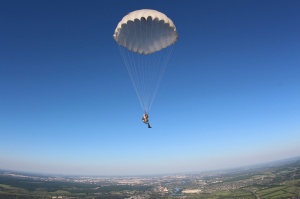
xmin=1 ymin=149 xmax=299 ymax=176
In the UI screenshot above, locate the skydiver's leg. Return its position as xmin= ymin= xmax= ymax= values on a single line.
xmin=148 ymin=123 xmax=152 ymax=128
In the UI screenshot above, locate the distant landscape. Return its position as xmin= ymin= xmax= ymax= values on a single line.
xmin=1 ymin=156 xmax=300 ymax=199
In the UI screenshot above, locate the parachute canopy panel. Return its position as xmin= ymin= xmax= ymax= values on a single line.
xmin=113 ymin=9 xmax=178 ymax=55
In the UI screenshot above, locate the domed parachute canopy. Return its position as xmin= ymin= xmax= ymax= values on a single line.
xmin=113 ymin=9 xmax=178 ymax=55
xmin=113 ymin=9 xmax=178 ymax=114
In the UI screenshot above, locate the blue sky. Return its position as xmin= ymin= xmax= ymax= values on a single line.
xmin=0 ymin=0 xmax=299 ymax=176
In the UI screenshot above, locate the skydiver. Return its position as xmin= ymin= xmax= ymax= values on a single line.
xmin=142 ymin=113 xmax=152 ymax=128
xmin=142 ymin=113 xmax=148 ymax=123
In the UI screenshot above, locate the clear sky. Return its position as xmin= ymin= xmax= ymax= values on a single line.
xmin=0 ymin=0 xmax=299 ymax=176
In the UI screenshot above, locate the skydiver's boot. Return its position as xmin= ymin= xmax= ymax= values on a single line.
xmin=148 ymin=123 xmax=152 ymax=128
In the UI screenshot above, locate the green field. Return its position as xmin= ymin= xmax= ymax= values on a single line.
xmin=181 ymin=190 xmax=256 ymax=199
xmin=256 ymin=183 xmax=300 ymax=199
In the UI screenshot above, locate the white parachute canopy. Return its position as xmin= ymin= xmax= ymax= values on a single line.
xmin=113 ymin=9 xmax=178 ymax=113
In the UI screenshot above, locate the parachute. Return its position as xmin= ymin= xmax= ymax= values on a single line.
xmin=113 ymin=9 xmax=178 ymax=114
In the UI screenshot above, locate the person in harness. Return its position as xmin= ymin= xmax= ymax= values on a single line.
xmin=142 ymin=113 xmax=152 ymax=128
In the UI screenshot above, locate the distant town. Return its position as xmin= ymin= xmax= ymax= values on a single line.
xmin=0 ymin=157 xmax=300 ymax=198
